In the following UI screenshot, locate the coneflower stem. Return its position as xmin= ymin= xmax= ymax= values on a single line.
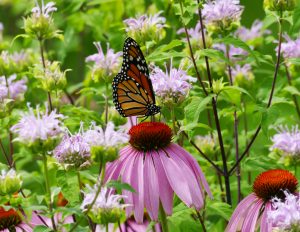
xmin=284 ymin=63 xmax=300 ymax=119
xmin=196 ymin=211 xmax=207 ymax=232
xmin=197 ymin=4 xmax=232 ymax=205
xmin=225 ymin=45 xmax=241 ymax=202
xmin=42 ymin=154 xmax=57 ymax=231
xmin=38 ymin=39 xmax=53 ymax=111
xmin=229 ymin=11 xmax=284 ymax=175
xmin=171 ymin=106 xmax=177 ymax=134
xmin=159 ymin=204 xmax=169 ymax=232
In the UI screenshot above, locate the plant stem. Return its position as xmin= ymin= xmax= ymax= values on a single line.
xmin=196 ymin=211 xmax=207 ymax=232
xmin=284 ymin=63 xmax=300 ymax=119
xmin=106 ymin=224 xmax=108 ymax=232
xmin=159 ymin=205 xmax=169 ymax=232
xmin=105 ymin=82 xmax=109 ymax=125
xmin=38 ymin=39 xmax=53 ymax=111
xmin=225 ymin=45 xmax=241 ymax=202
xmin=0 ymin=138 xmax=10 ymax=167
xmin=196 ymin=4 xmax=232 ymax=205
xmin=179 ymin=0 xmax=208 ymax=96
xmin=42 ymin=154 xmax=57 ymax=231
xmin=229 ymin=11 xmax=284 ymax=175
xmin=242 ymin=98 xmax=251 ymax=184
xmin=171 ymin=106 xmax=177 ymax=134
xmin=69 ymin=162 xmax=106 ymax=232
xmin=180 ymin=129 xmax=224 ymax=175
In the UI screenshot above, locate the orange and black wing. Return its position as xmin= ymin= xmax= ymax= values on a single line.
xmin=112 ymin=37 xmax=160 ymax=117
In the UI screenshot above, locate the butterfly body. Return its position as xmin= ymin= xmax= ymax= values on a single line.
xmin=112 ymin=37 xmax=160 ymax=117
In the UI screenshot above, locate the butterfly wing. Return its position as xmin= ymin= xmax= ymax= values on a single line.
xmin=112 ymin=73 xmax=154 ymax=117
xmin=112 ymin=37 xmax=160 ymax=117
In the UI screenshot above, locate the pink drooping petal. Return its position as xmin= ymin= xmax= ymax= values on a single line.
xmin=226 ymin=194 xmax=258 ymax=232
xmin=260 ymin=202 xmax=272 ymax=232
xmin=241 ymin=199 xmax=264 ymax=232
xmin=120 ymin=152 xmax=138 ymax=217
xmin=169 ymin=144 xmax=212 ymax=198
xmin=131 ymin=152 xmax=145 ymax=223
xmin=152 ymin=150 xmax=173 ymax=215
xmin=144 ymin=151 xmax=159 ymax=221
xmin=163 ymin=148 xmax=204 ymax=209
xmin=159 ymin=149 xmax=193 ymax=208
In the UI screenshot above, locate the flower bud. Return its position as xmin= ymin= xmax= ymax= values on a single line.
xmin=33 ymin=61 xmax=68 ymax=92
xmin=0 ymin=99 xmax=13 ymax=119
xmin=88 ymin=207 xmax=123 ymax=225
xmin=0 ymin=170 xmax=22 ymax=196
xmin=264 ymin=0 xmax=296 ymax=11
xmin=212 ymin=78 xmax=226 ymax=95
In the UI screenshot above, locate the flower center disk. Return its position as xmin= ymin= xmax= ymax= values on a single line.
xmin=253 ymin=169 xmax=298 ymax=201
xmin=0 ymin=208 xmax=21 ymax=230
xmin=129 ymin=122 xmax=172 ymax=151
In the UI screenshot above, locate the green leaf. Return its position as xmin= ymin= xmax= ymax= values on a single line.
xmin=56 ymin=170 xmax=80 ymax=206
xmin=214 ymin=36 xmax=258 ymax=63
xmin=283 ymin=85 xmax=300 ymax=96
xmin=34 ymin=226 xmax=52 ymax=232
xmin=184 ymin=95 xmax=212 ymax=123
xmin=198 ymin=48 xmax=229 ymax=63
xmin=206 ymin=200 xmax=233 ymax=221
xmin=261 ymin=105 xmax=280 ymax=136
xmin=106 ymin=180 xmax=136 ymax=193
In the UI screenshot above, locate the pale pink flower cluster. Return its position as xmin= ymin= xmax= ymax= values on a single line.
xmin=31 ymin=0 xmax=57 ymax=18
xmin=280 ymin=34 xmax=300 ymax=59
xmin=268 ymin=191 xmax=300 ymax=231
xmin=83 ymin=121 xmax=129 ymax=148
xmin=271 ymin=125 xmax=300 ymax=157
xmin=11 ymin=104 xmax=64 ymax=143
xmin=235 ymin=20 xmax=270 ymax=43
xmin=150 ymin=61 xmax=196 ymax=102
xmin=202 ymin=0 xmax=244 ymax=25
xmin=0 ymin=74 xmax=27 ymax=101
xmin=124 ymin=12 xmax=166 ymax=34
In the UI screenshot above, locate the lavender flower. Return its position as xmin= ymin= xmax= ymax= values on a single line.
xmin=231 ymin=64 xmax=254 ymax=85
xmin=0 ymin=22 xmax=3 ymax=32
xmin=31 ymin=0 xmax=57 ymax=18
xmin=268 ymin=191 xmax=300 ymax=231
xmin=0 ymin=74 xmax=27 ymax=100
xmin=83 ymin=122 xmax=128 ymax=148
xmin=279 ymin=34 xmax=300 ymax=59
xmin=86 ymin=42 xmax=122 ymax=82
xmin=11 ymin=104 xmax=64 ymax=144
xmin=123 ymin=12 xmax=166 ymax=43
xmin=235 ymin=20 xmax=270 ymax=45
xmin=150 ymin=60 xmax=196 ymax=104
xmin=81 ymin=185 xmax=128 ymax=224
xmin=213 ymin=43 xmax=248 ymax=61
xmin=271 ymin=125 xmax=300 ymax=157
xmin=202 ymin=0 xmax=244 ymax=33
xmin=53 ymin=124 xmax=91 ymax=168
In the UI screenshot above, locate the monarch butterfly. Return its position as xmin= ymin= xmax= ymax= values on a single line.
xmin=112 ymin=37 xmax=160 ymax=117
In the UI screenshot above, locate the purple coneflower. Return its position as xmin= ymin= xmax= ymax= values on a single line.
xmin=53 ymin=124 xmax=90 ymax=169
xmin=279 ymin=34 xmax=300 ymax=59
xmin=235 ymin=20 xmax=270 ymax=44
xmin=150 ymin=61 xmax=196 ymax=104
xmin=86 ymin=42 xmax=122 ymax=81
xmin=271 ymin=125 xmax=300 ymax=157
xmin=11 ymin=104 xmax=64 ymax=144
xmin=105 ymin=122 xmax=212 ymax=223
xmin=267 ymin=191 xmax=300 ymax=231
xmin=226 ymin=169 xmax=298 ymax=232
xmin=202 ymin=0 xmax=244 ymax=32
xmin=0 ymin=208 xmax=42 ymax=232
xmin=83 ymin=121 xmax=128 ymax=148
